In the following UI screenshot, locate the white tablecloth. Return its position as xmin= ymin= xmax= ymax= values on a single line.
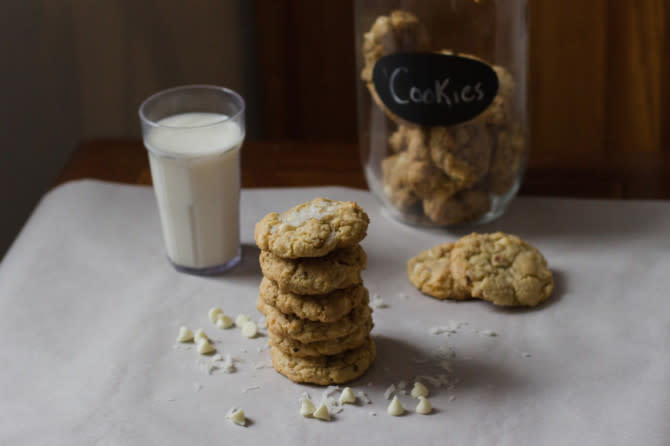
xmin=1 ymin=180 xmax=669 ymax=445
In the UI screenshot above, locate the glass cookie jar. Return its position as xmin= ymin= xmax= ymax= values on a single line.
xmin=355 ymin=0 xmax=528 ymax=227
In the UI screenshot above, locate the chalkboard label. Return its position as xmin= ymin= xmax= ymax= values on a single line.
xmin=372 ymin=52 xmax=499 ymax=126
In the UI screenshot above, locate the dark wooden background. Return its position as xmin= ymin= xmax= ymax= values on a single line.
xmin=254 ymin=0 xmax=669 ymax=158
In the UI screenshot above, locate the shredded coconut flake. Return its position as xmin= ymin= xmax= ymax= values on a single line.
xmin=243 ymin=385 xmax=261 ymax=393
xmin=479 ymin=329 xmax=498 ymax=337
xmin=357 ymin=391 xmax=371 ymax=404
xmin=371 ymin=294 xmax=389 ymax=309
xmin=521 ymin=352 xmax=532 ymax=358
xmin=384 ymin=384 xmax=396 ymax=400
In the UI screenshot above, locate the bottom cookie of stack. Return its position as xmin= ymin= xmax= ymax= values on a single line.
xmin=270 ymin=336 xmax=376 ymax=385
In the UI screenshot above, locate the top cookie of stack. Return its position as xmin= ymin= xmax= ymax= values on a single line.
xmin=255 ymin=198 xmax=375 ymax=385
xmin=255 ymin=198 xmax=369 ymax=260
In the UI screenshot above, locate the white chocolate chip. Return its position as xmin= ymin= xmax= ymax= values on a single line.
xmin=196 ymin=338 xmax=215 ymax=355
xmin=216 ymin=314 xmax=234 ymax=329
xmin=227 ymin=408 xmax=246 ymax=426
xmin=208 ymin=307 xmax=223 ymax=323
xmin=312 ymin=403 xmax=330 ymax=421
xmin=241 ymin=321 xmax=258 ymax=338
xmin=300 ymin=398 xmax=316 ymax=417
xmin=415 ymin=396 xmax=432 ymax=415
xmin=194 ymin=328 xmax=208 ymax=342
xmin=410 ymin=382 xmax=429 ymax=398
xmin=387 ymin=396 xmax=404 ymax=416
xmin=176 ymin=326 xmax=193 ymax=343
xmin=235 ymin=314 xmax=252 ymax=327
xmin=339 ymin=387 xmax=356 ymax=404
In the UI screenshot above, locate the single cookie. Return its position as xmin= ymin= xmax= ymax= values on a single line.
xmin=259 ymin=277 xmax=368 ymax=323
xmin=382 ymin=152 xmax=421 ymax=212
xmin=361 ymin=10 xmax=430 ymax=82
xmin=488 ymin=122 xmax=526 ymax=194
xmin=259 ymin=245 xmax=366 ymax=295
xmin=270 ymin=336 xmax=376 ymax=385
xmin=407 ymin=159 xmax=460 ymax=199
xmin=450 ymin=232 xmax=553 ymax=307
xmin=258 ymin=298 xmax=372 ymax=343
xmin=407 ymin=243 xmax=470 ymax=300
xmin=482 ymin=65 xmax=516 ymax=127
xmin=254 ymin=198 xmax=369 ymax=259
xmin=429 ymin=122 xmax=491 ymax=188
xmin=268 ymin=316 xmax=373 ymax=358
xmin=423 ymin=188 xmax=491 ymax=226
xmin=361 ymin=10 xmax=430 ymax=123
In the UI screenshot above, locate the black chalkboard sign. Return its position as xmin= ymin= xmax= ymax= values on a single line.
xmin=372 ymin=52 xmax=499 ymax=126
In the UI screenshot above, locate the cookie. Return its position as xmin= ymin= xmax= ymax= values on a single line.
xmin=407 ymin=243 xmax=469 ymax=300
xmin=429 ymin=122 xmax=491 ymax=188
xmin=259 ymin=245 xmax=366 ymax=295
xmin=382 ymin=152 xmax=421 ymax=212
xmin=270 ymin=336 xmax=376 ymax=385
xmin=450 ymin=232 xmax=553 ymax=307
xmin=361 ymin=10 xmax=430 ymax=123
xmin=423 ymin=188 xmax=491 ymax=226
xmin=254 ymin=198 xmax=369 ymax=259
xmin=407 ymin=159 xmax=459 ymax=199
xmin=489 ymin=122 xmax=526 ymax=194
xmin=257 ymin=298 xmax=372 ymax=343
xmin=268 ymin=316 xmax=372 ymax=358
xmin=259 ymin=277 xmax=368 ymax=323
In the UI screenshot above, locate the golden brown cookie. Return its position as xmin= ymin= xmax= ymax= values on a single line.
xmin=450 ymin=232 xmax=554 ymax=307
xmin=254 ymin=198 xmax=369 ymax=259
xmin=361 ymin=10 xmax=430 ymax=123
xmin=382 ymin=152 xmax=421 ymax=212
xmin=407 ymin=243 xmax=470 ymax=300
xmin=258 ymin=298 xmax=372 ymax=344
xmin=429 ymin=122 xmax=491 ymax=188
xmin=270 ymin=336 xmax=376 ymax=385
xmin=407 ymin=159 xmax=460 ymax=199
xmin=259 ymin=245 xmax=366 ymax=295
xmin=268 ymin=316 xmax=372 ymax=358
xmin=258 ymin=277 xmax=368 ymax=323
xmin=488 ymin=122 xmax=526 ymax=195
xmin=422 ymin=188 xmax=491 ymax=226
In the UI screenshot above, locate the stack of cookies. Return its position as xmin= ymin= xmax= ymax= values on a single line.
xmin=254 ymin=198 xmax=375 ymax=385
xmin=361 ymin=10 xmax=525 ymax=226
xmin=407 ymin=232 xmax=554 ymax=307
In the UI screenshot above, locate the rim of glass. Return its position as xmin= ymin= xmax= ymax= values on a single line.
xmin=138 ymin=84 xmax=245 ymax=129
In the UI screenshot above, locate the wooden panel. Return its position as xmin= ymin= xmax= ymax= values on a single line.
xmin=529 ymin=0 xmax=608 ymax=158
xmin=606 ymin=0 xmax=667 ymax=153
xmin=255 ymin=0 xmax=357 ymax=142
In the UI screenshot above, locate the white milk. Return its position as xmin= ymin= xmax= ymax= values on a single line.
xmin=144 ymin=112 xmax=244 ymax=270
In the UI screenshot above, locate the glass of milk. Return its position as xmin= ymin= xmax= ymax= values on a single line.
xmin=139 ymin=85 xmax=245 ymax=275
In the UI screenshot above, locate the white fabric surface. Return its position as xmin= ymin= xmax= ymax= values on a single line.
xmin=1 ymin=180 xmax=669 ymax=445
